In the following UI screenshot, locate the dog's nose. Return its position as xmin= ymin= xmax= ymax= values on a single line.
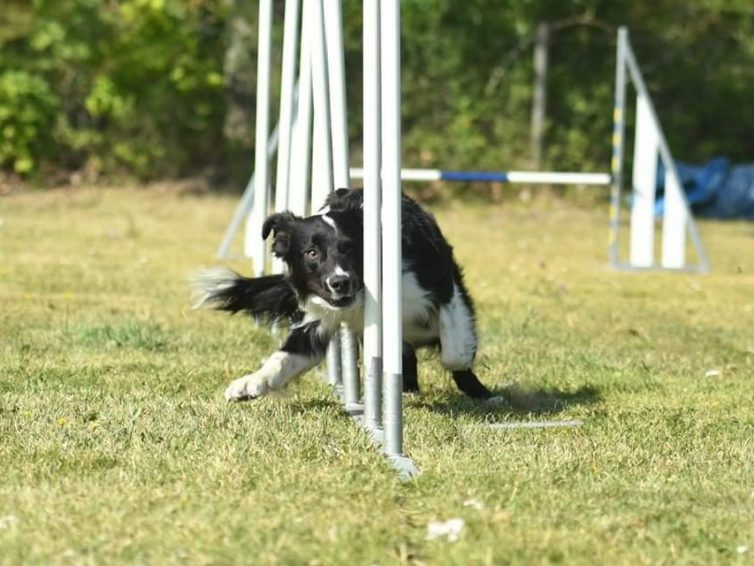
xmin=327 ymin=274 xmax=352 ymax=296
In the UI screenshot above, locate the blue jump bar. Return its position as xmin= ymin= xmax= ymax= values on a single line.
xmin=441 ymin=171 xmax=509 ymax=182
xmin=349 ymin=168 xmax=611 ymax=186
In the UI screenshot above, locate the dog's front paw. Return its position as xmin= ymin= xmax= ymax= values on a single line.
xmin=224 ymin=374 xmax=269 ymax=402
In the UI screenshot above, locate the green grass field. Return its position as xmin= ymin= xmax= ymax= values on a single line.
xmin=1 ymin=186 xmax=752 ymax=565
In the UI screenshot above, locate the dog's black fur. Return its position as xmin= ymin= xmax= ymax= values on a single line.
xmin=194 ymin=188 xmax=491 ymax=401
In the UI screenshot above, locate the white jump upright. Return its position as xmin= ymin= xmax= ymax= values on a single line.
xmin=611 ymin=27 xmax=709 ymax=272
xmin=629 ymin=94 xmax=659 ymax=268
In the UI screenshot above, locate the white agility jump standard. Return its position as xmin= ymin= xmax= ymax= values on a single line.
xmin=608 ymin=28 xmax=709 ymax=273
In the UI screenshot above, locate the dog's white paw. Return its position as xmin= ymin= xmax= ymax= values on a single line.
xmin=224 ymin=374 xmax=269 ymax=402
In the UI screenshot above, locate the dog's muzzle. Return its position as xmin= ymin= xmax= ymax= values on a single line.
xmin=325 ymin=274 xmax=361 ymax=307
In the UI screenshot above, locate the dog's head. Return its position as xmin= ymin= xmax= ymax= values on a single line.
xmin=262 ymin=195 xmax=363 ymax=309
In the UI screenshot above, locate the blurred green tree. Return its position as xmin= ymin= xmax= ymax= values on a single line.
xmin=0 ymin=0 xmax=752 ymax=190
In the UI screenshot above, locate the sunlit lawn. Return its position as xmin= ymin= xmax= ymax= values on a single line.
xmin=1 ymin=185 xmax=752 ymax=564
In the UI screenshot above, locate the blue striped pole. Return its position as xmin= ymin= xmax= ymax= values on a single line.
xmin=350 ymin=168 xmax=610 ymax=185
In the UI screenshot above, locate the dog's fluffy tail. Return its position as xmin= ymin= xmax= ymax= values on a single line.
xmin=191 ymin=268 xmax=301 ymax=322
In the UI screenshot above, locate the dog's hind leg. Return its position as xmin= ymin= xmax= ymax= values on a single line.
xmin=438 ymin=285 xmax=477 ymax=372
xmin=438 ymin=285 xmax=491 ymax=399
xmin=224 ymin=321 xmax=329 ymax=401
xmin=403 ymin=344 xmax=420 ymax=394
xmin=451 ymin=370 xmax=491 ymax=399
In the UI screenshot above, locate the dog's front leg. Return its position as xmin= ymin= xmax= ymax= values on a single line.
xmin=224 ymin=321 xmax=329 ymax=401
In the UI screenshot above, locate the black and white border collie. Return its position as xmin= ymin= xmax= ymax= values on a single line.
xmin=193 ymin=188 xmax=492 ymax=401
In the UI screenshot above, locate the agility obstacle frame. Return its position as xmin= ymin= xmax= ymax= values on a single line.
xmin=223 ymin=0 xmax=416 ymax=478
xmin=216 ymin=11 xmax=710 ymax=476
xmin=609 ymin=28 xmax=709 ymax=273
xmin=219 ymin=22 xmax=710 ymax=274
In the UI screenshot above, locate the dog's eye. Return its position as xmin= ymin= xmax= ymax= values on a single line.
xmin=305 ymin=248 xmax=319 ymax=260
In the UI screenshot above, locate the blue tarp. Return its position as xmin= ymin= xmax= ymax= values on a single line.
xmin=655 ymin=157 xmax=754 ymax=220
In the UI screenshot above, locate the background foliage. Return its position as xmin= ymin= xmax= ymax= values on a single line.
xmin=1 ymin=0 xmax=753 ymax=185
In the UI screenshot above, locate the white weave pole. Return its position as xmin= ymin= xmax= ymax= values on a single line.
xmin=308 ymin=0 xmax=342 ymax=389
xmin=289 ymin=21 xmax=312 ymax=218
xmin=217 ymin=121 xmax=279 ymax=259
xmin=246 ymin=0 xmax=274 ymax=276
xmin=273 ymin=0 xmax=301 ymax=273
xmin=309 ymin=0 xmax=334 ymax=213
xmin=380 ymin=0 xmax=404 ymax=458
xmin=362 ymin=0 xmax=382 ymax=433
xmin=323 ymin=0 xmax=350 ymax=190
xmin=323 ymin=0 xmax=361 ymax=410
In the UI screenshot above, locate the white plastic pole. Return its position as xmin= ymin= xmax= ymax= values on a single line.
xmin=363 ymin=0 xmax=382 ymax=432
xmin=504 ymin=171 xmax=610 ymax=185
xmin=352 ymin=167 xmax=440 ymax=182
xmin=661 ymin=170 xmax=687 ymax=268
xmin=323 ymin=0 xmax=360 ymax=409
xmin=272 ymin=0 xmax=301 ymax=273
xmin=381 ymin=0 xmax=403 ymax=457
xmin=274 ymin=0 xmax=300 ymax=215
xmin=323 ymin=0 xmax=350 ymax=189
xmin=629 ymin=94 xmax=658 ymax=268
xmin=308 ymin=0 xmax=341 ymax=388
xmin=247 ymin=0 xmax=274 ymax=276
xmin=289 ymin=13 xmax=313 ymax=218
xmin=308 ymin=0 xmax=334 ymax=213
xmin=217 ymin=122 xmax=280 ymax=259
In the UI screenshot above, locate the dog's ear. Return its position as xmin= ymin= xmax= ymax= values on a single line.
xmin=325 ymin=187 xmax=352 ymax=209
xmin=262 ymin=212 xmax=298 ymax=257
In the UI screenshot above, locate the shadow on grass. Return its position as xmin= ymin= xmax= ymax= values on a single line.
xmin=413 ymin=384 xmax=602 ymax=418
xmin=278 ymin=384 xmax=601 ymax=423
xmin=284 ymin=397 xmax=343 ymax=414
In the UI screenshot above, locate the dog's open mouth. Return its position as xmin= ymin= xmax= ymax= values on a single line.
xmin=329 ymin=296 xmax=355 ymax=308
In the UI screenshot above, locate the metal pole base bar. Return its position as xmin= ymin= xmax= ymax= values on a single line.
xmin=386 ymin=454 xmax=420 ymax=482
xmin=347 ymin=410 xmax=419 ymax=481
